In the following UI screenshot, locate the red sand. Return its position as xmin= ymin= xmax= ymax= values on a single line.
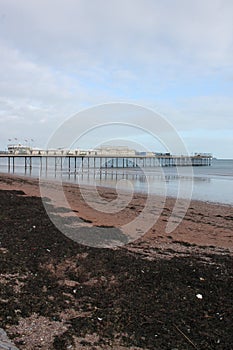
xmin=0 ymin=173 xmax=232 ymax=256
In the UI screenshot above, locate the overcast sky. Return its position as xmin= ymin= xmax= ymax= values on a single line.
xmin=0 ymin=0 xmax=232 ymax=158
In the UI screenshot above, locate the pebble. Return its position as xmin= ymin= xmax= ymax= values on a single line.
xmin=196 ymin=293 xmax=203 ymax=299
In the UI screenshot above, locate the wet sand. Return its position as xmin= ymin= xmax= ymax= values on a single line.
xmin=0 ymin=173 xmax=232 ymax=255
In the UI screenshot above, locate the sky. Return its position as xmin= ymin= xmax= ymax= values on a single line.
xmin=0 ymin=0 xmax=232 ymax=158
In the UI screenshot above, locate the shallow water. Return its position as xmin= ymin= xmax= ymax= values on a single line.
xmin=0 ymin=158 xmax=232 ymax=205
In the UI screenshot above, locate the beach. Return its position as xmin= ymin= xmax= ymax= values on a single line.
xmin=0 ymin=174 xmax=232 ymax=349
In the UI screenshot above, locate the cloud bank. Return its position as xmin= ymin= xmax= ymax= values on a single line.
xmin=0 ymin=0 xmax=232 ymax=157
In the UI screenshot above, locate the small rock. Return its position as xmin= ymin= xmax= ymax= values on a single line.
xmin=196 ymin=293 xmax=203 ymax=299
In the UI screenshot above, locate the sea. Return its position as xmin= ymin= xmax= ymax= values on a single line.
xmin=0 ymin=157 xmax=232 ymax=205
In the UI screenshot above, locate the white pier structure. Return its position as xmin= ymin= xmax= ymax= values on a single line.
xmin=0 ymin=145 xmax=212 ymax=172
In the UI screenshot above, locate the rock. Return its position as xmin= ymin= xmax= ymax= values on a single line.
xmin=196 ymin=293 xmax=203 ymax=299
xmin=0 ymin=328 xmax=19 ymax=350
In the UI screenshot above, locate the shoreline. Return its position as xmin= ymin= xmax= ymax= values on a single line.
xmin=1 ymin=165 xmax=233 ymax=206
xmin=0 ymin=172 xmax=232 ymax=254
xmin=1 ymin=171 xmax=232 ymax=207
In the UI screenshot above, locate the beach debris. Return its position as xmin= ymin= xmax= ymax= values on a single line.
xmin=173 ymin=324 xmax=198 ymax=350
xmin=196 ymin=293 xmax=203 ymax=299
xmin=14 ymin=309 xmax=21 ymax=314
xmin=32 ymin=225 xmax=36 ymax=229
xmin=199 ymin=277 xmax=205 ymax=281
xmin=97 ymin=317 xmax=103 ymax=321
xmin=216 ymin=312 xmax=223 ymax=320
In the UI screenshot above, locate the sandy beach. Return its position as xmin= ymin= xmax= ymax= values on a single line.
xmin=0 ymin=173 xmax=232 ymax=254
xmin=0 ymin=173 xmax=232 ymax=349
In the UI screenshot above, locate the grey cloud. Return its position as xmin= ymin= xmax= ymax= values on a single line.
xmin=1 ymin=0 xmax=232 ymax=71
xmin=0 ymin=0 xmax=232 ymax=156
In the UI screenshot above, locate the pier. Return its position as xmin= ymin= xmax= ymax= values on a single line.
xmin=0 ymin=152 xmax=212 ymax=172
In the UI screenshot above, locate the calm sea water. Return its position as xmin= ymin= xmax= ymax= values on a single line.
xmin=0 ymin=158 xmax=232 ymax=205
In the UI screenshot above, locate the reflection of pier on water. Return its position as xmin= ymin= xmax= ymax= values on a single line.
xmin=40 ymin=168 xmax=211 ymax=185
